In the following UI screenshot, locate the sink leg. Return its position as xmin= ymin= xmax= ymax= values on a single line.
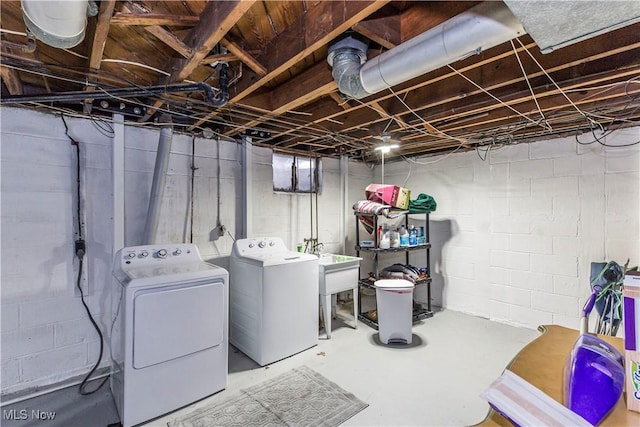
xmin=320 ymin=294 xmax=332 ymax=339
xmin=352 ymin=287 xmax=358 ymax=330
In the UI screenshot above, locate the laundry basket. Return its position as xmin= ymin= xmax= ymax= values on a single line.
xmin=374 ymin=279 xmax=415 ymax=345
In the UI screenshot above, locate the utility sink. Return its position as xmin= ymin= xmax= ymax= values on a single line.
xmin=318 ymin=254 xmax=362 ymax=338
xmin=318 ymin=254 xmax=362 ymax=295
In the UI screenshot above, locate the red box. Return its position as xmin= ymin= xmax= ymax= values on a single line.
xmin=365 ymin=184 xmax=411 ymax=210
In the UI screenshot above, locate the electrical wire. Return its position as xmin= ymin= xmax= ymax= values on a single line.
xmin=447 ymin=64 xmax=549 ymax=132
xmin=60 ymin=114 xmax=109 ymax=395
xmin=400 ymin=142 xmax=465 ymax=165
xmin=513 ymin=38 xmax=594 ymax=122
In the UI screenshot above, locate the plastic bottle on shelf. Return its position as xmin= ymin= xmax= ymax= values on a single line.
xmin=409 ymin=225 xmax=418 ymax=246
xmin=399 ymin=224 xmax=409 ymax=247
xmin=379 ymin=225 xmax=391 ymax=249
xmin=390 ymin=227 xmax=400 ymax=248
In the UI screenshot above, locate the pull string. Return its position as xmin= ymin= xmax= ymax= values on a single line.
xmin=513 ymin=37 xmax=596 ymax=126
xmin=446 ymin=64 xmax=548 ymax=131
xmin=510 ymin=39 xmax=552 ymax=131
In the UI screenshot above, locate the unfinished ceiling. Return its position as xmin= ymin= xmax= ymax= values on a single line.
xmin=1 ymin=0 xmax=639 ymax=162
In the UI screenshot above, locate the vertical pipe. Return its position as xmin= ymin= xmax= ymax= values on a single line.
xmin=241 ymin=136 xmax=252 ymax=239
xmin=189 ymin=136 xmax=196 ymax=243
xmin=112 ymin=114 xmax=125 ymax=252
xmin=339 ymin=155 xmax=348 ymax=253
xmin=142 ymin=119 xmax=173 ymax=244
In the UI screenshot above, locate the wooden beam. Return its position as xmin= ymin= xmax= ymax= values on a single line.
xmin=400 ymin=2 xmax=475 ymax=41
xmin=141 ymin=0 xmax=255 ymax=121
xmin=222 ymin=62 xmax=338 ymax=136
xmin=220 ymin=38 xmax=267 ymax=76
xmin=192 ymin=1 xmax=388 ymax=128
xmin=201 ymin=53 xmax=242 ymax=65
xmin=1 ymin=65 xmax=23 ymax=95
xmin=88 ymin=0 xmax=115 ymax=70
xmin=111 ymin=13 xmax=200 ymax=26
xmin=351 ymin=15 xmax=400 ymax=50
xmin=229 ymin=0 xmax=389 ymax=101
xmin=169 ymin=0 xmax=256 ymax=82
xmin=145 ymin=25 xmax=192 ymax=58
xmin=329 ymin=92 xmax=351 ymax=110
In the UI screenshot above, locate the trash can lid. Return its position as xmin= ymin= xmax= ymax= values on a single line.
xmin=374 ymin=279 xmax=414 ymax=289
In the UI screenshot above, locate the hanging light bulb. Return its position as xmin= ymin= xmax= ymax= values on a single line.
xmin=374 ymin=142 xmax=399 ymax=185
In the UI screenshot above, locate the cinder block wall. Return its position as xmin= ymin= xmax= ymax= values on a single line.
xmin=383 ymin=128 xmax=640 ymax=329
xmin=1 ymin=107 xmax=361 ymax=397
xmin=1 ymin=107 xmax=240 ymax=396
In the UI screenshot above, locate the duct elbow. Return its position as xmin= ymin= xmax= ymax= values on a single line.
xmin=330 ymin=49 xmax=370 ymax=100
xmin=327 ymin=35 xmax=371 ymax=100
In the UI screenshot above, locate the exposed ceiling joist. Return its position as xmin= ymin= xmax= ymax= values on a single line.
xmin=1 ymin=1 xmax=638 ymax=160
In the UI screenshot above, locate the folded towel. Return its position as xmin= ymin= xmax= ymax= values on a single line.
xmin=353 ymin=200 xmax=405 ymax=234
xmin=408 ymin=193 xmax=437 ymax=213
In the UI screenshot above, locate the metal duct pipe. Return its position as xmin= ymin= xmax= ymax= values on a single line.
xmin=21 ymin=0 xmax=89 ymax=49
xmin=327 ymin=1 xmax=526 ymax=99
xmin=142 ymin=118 xmax=173 ymax=244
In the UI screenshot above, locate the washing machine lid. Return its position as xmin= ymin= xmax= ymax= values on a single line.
xmin=231 ymin=237 xmax=317 ymax=266
xmin=125 ymin=262 xmax=226 ymax=288
xmin=242 ymin=251 xmax=318 ymax=267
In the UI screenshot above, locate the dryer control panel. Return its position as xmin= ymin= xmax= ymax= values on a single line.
xmin=116 ymin=243 xmax=201 ymax=267
xmin=232 ymin=237 xmax=289 ymax=256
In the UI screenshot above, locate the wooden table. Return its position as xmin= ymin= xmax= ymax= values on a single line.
xmin=475 ymin=325 xmax=640 ymax=426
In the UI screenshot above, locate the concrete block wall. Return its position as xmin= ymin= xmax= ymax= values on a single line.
xmin=383 ymin=127 xmax=640 ymax=330
xmin=1 ymin=107 xmax=240 ymax=396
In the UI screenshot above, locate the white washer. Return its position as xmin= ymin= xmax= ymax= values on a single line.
xmin=229 ymin=237 xmax=318 ymax=366
xmin=110 ymin=243 xmax=228 ymax=427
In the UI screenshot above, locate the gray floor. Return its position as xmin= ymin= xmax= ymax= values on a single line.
xmin=1 ymin=308 xmax=539 ymax=427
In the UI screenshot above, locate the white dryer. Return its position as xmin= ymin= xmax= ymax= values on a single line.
xmin=230 ymin=237 xmax=318 ymax=366
xmin=110 ymin=243 xmax=228 ymax=427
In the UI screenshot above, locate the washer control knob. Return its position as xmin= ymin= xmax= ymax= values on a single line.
xmin=173 ymin=249 xmax=182 ymax=256
xmin=258 ymin=241 xmax=267 ymax=248
xmin=157 ymin=249 xmax=168 ymax=258
xmin=249 ymin=243 xmax=255 ymax=248
xmin=140 ymin=251 xmax=149 ymax=258
xmin=269 ymin=241 xmax=275 ymax=246
xmin=125 ymin=252 xmax=136 ymax=259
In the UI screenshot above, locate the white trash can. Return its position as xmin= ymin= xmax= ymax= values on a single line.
xmin=374 ymin=279 xmax=415 ymax=345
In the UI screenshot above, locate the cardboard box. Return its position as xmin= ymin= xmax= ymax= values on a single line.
xmin=365 ymin=184 xmax=411 ymax=210
xmin=624 ymin=270 xmax=640 ymax=413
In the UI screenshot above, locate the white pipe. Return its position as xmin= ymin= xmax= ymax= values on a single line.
xmin=112 ymin=114 xmax=125 ymax=253
xmin=328 ymin=1 xmax=526 ymax=99
xmin=339 ymin=155 xmax=348 ymax=253
xmin=241 ymin=136 xmax=253 ymax=239
xmin=142 ymin=122 xmax=173 ymax=244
